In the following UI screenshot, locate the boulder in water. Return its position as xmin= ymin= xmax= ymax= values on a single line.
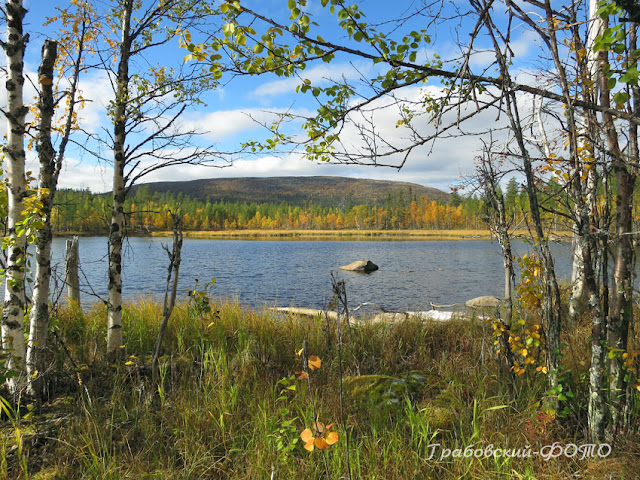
xmin=339 ymin=260 xmax=379 ymax=272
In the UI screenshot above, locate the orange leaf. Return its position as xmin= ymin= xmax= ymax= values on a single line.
xmin=325 ymin=431 xmax=339 ymax=445
xmin=295 ymin=370 xmax=308 ymax=380
xmin=308 ymin=355 xmax=321 ymax=370
xmin=314 ymin=437 xmax=329 ymax=450
xmin=300 ymin=428 xmax=313 ymax=443
xmin=304 ymin=439 xmax=315 ymax=451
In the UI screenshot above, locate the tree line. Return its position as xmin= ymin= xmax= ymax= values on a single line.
xmin=50 ymin=182 xmax=535 ymax=232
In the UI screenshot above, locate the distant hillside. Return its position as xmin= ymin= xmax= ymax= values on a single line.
xmin=131 ymin=176 xmax=449 ymax=206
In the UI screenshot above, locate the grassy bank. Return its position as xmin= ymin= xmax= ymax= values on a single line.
xmin=1 ymin=297 xmax=637 ymax=479
xmin=150 ymin=228 xmax=573 ymax=241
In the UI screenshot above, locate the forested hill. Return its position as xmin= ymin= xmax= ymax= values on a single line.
xmin=129 ymin=176 xmax=449 ymax=206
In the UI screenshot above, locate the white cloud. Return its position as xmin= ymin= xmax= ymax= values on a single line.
xmin=250 ymin=61 xmax=368 ymax=98
xmin=57 ymin=158 xmax=113 ymax=192
xmin=70 ymin=72 xmax=113 ymax=133
xmin=52 ymin=83 xmax=513 ymax=194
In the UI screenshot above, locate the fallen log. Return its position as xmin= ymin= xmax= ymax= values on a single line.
xmin=269 ymin=307 xmax=338 ymax=320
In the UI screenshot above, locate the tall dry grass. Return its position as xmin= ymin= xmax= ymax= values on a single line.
xmin=0 ymin=296 xmax=638 ymax=479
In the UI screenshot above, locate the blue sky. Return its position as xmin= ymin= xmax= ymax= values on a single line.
xmin=12 ymin=0 xmax=543 ymax=193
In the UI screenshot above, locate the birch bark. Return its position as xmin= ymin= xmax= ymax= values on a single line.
xmin=106 ymin=0 xmax=133 ymax=358
xmin=25 ymin=40 xmax=57 ymax=396
xmin=1 ymin=0 xmax=29 ymax=392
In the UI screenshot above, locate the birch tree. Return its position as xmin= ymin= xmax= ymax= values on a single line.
xmin=24 ymin=39 xmax=58 ymax=396
xmin=93 ymin=0 xmax=227 ymax=358
xmin=0 ymin=0 xmax=28 ymax=393
xmin=476 ymin=146 xmax=516 ymax=381
xmin=25 ymin=1 xmax=95 ymax=396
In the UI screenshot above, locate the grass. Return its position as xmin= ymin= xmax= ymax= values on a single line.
xmin=1 ymin=296 xmax=638 ymax=479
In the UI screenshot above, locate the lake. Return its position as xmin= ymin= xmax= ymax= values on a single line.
xmin=47 ymin=237 xmax=574 ymax=312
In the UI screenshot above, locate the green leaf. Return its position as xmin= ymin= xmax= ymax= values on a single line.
xmin=620 ymin=66 xmax=639 ymax=85
xmin=613 ymin=43 xmax=625 ymax=54
xmin=613 ymin=91 xmax=629 ymax=105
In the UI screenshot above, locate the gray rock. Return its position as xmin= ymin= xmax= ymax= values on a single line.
xmin=339 ymin=260 xmax=379 ymax=272
xmin=465 ymin=295 xmax=502 ymax=308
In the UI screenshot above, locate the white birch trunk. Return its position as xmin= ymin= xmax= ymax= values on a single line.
xmin=25 ymin=40 xmax=58 ymax=395
xmin=1 ymin=0 xmax=29 ymax=392
xmin=106 ymin=0 xmax=133 ymax=358
xmin=568 ymin=222 xmax=587 ymax=320
xmin=27 ymin=11 xmax=85 ymax=390
xmin=582 ymin=0 xmax=608 ymax=443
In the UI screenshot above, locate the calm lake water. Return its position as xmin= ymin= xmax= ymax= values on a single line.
xmin=47 ymin=237 xmax=574 ymax=312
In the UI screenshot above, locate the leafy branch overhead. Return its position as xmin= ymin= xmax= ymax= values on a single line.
xmin=180 ymin=0 xmax=640 ymax=167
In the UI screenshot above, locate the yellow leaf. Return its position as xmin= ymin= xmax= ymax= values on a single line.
xmin=124 ymin=361 xmax=135 ymax=366
xmin=308 ymin=355 xmax=321 ymax=370
xmin=304 ymin=439 xmax=315 ymax=451
xmin=300 ymin=428 xmax=313 ymax=443
xmin=325 ymin=431 xmax=339 ymax=445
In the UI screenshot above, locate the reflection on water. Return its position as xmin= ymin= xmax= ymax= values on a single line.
xmin=48 ymin=237 xmax=574 ymax=312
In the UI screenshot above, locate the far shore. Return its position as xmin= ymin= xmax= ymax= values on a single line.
xmin=147 ymin=228 xmax=573 ymax=241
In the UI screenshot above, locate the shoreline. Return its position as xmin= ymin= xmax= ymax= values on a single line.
xmin=149 ymin=228 xmax=573 ymax=241
xmin=53 ymin=228 xmax=574 ymax=241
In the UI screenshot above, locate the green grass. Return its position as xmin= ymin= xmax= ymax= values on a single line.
xmin=1 ymin=297 xmax=639 ymax=479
